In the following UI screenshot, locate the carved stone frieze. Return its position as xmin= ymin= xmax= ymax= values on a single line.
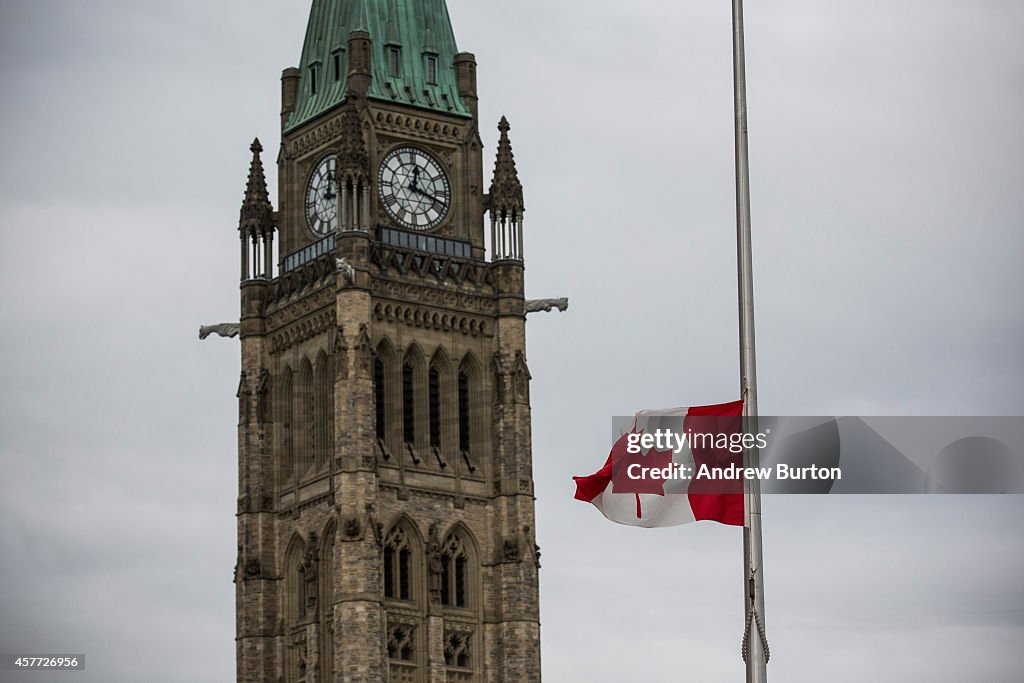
xmin=267 ymin=255 xmax=336 ymax=310
xmin=370 ymin=246 xmax=494 ymax=291
xmin=267 ymin=285 xmax=334 ymax=329
xmin=270 ymin=308 xmax=337 ymax=355
xmin=370 ymin=279 xmax=495 ymax=312
xmin=372 ymin=301 xmax=491 ymax=338
xmin=285 ymin=113 xmax=347 ymax=159
xmin=373 ymin=111 xmax=465 ymax=144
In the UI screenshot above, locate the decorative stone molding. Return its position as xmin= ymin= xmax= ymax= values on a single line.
xmin=270 ymin=309 xmax=337 ymax=355
xmin=374 ymin=111 xmax=465 ymax=144
xmin=370 ymin=247 xmax=494 ymax=290
xmin=285 ymin=113 xmax=347 ymax=159
xmin=373 ymin=302 xmax=491 ymax=338
xmin=370 ymin=279 xmax=496 ymax=312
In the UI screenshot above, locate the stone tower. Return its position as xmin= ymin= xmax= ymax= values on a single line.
xmin=232 ymin=1 xmax=541 ymax=682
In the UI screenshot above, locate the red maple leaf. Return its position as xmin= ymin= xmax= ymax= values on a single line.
xmin=609 ymin=428 xmax=674 ymax=519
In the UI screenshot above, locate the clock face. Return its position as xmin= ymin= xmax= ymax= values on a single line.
xmin=378 ymin=147 xmax=450 ymax=231
xmin=305 ymin=154 xmax=337 ymax=236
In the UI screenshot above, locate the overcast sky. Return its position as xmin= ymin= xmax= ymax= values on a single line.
xmin=1 ymin=1 xmax=1022 ymax=681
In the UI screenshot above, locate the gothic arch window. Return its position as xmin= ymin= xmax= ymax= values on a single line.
xmin=428 ymin=366 xmax=441 ymax=449
xmin=278 ymin=365 xmax=295 ymax=486
xmin=439 ymin=524 xmax=480 ymax=681
xmin=383 ymin=519 xmax=421 ymax=604
xmin=402 ymin=362 xmax=416 ymax=447
xmin=296 ymin=358 xmax=315 ymax=477
xmin=313 ymin=351 xmax=333 ymax=472
xmin=428 ymin=347 xmax=452 ymax=461
xmin=383 ymin=518 xmax=424 ymax=683
xmin=401 ymin=345 xmax=427 ymax=456
xmin=284 ymin=534 xmax=307 ymax=627
xmin=457 ymin=352 xmax=484 ymax=475
xmin=375 ymin=338 xmax=397 ymax=457
xmin=318 ymin=522 xmax=335 ymax=683
xmin=440 ymin=533 xmax=469 ymax=608
xmin=375 ymin=356 xmax=386 ymax=440
xmin=457 ymin=371 xmax=470 ymax=455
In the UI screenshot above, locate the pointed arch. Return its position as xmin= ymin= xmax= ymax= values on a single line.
xmin=277 ymin=365 xmax=295 ymax=486
xmin=313 ymin=350 xmax=333 ymax=471
xmin=457 ymin=352 xmax=484 ymax=466
xmin=428 ymin=347 xmax=453 ymax=454
xmin=439 ymin=522 xmax=480 ymax=610
xmin=283 ymin=532 xmax=308 ymax=627
xmin=382 ymin=515 xmax=424 ymax=605
xmin=318 ymin=520 xmax=336 ymax=683
xmin=296 ymin=357 xmax=314 ymax=477
xmin=375 ymin=338 xmax=397 ymax=450
xmin=401 ymin=343 xmax=427 ymax=451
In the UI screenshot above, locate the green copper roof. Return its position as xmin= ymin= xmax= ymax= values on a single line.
xmin=286 ymin=0 xmax=471 ymax=132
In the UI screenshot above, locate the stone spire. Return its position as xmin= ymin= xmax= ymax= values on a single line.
xmin=238 ymin=138 xmax=274 ymax=235
xmin=488 ymin=116 xmax=524 ymax=216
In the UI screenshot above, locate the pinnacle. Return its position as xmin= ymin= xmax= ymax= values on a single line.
xmin=239 ymin=138 xmax=274 ymax=233
xmin=489 ymin=116 xmax=524 ymax=212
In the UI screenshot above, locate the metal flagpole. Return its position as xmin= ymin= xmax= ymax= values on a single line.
xmin=731 ymin=0 xmax=769 ymax=681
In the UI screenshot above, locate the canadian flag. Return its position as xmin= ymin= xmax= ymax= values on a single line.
xmin=573 ymin=400 xmax=745 ymax=527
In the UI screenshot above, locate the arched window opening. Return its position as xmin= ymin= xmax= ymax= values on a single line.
xmin=440 ymin=534 xmax=469 ymax=609
xmin=457 ymin=371 xmax=470 ymax=454
xmin=402 ymin=363 xmax=415 ymax=445
xmin=429 ymin=367 xmax=441 ymax=449
xmin=374 ymin=357 xmax=386 ymax=441
xmin=384 ymin=525 xmax=414 ymax=602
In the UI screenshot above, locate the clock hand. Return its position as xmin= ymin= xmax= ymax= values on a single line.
xmin=412 ymin=185 xmax=447 ymax=206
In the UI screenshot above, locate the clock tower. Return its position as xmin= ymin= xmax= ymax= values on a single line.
xmin=232 ymin=2 xmax=541 ymax=682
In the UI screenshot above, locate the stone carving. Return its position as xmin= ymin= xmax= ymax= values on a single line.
xmin=502 ymin=537 xmax=521 ymax=563
xmin=387 ymin=624 xmax=416 ymax=661
xmin=427 ymin=523 xmax=443 ymax=604
xmin=333 ymin=327 xmax=349 ymax=380
xmin=236 ymin=371 xmax=249 ymax=423
xmin=342 ymin=516 xmax=362 ymax=540
xmin=255 ymin=369 xmax=271 ymax=425
xmin=335 ymin=257 xmax=356 ymax=285
xmin=245 ymin=558 xmax=261 ymax=578
xmin=444 ymin=630 xmax=472 ymax=668
xmin=354 ymin=324 xmax=374 ymax=375
xmin=298 ymin=533 xmax=319 ymax=613
xmin=199 ymin=323 xmax=240 ymax=340
xmin=525 ymin=298 xmax=569 ymax=314
xmin=270 ymin=309 xmax=337 ymax=355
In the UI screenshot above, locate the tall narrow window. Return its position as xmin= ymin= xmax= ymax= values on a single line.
xmin=454 ymin=555 xmax=467 ymax=607
xmin=425 ymin=55 xmax=438 ymax=84
xmin=384 ymin=526 xmax=414 ymax=602
xmin=384 ymin=547 xmax=395 ymax=598
xmin=388 ymin=47 xmax=401 ymax=77
xmin=429 ymin=367 xmax=441 ymax=448
xmin=309 ymin=64 xmax=319 ymax=95
xmin=441 ymin=534 xmax=470 ymax=608
xmin=398 ymin=547 xmax=410 ymax=600
xmin=374 ymin=358 xmax=386 ymax=441
xmin=458 ymin=371 xmax=470 ymax=453
xmin=403 ymin=363 xmax=415 ymax=445
xmin=332 ymin=50 xmax=342 ymax=81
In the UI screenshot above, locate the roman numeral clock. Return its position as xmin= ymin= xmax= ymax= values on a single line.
xmin=199 ymin=2 xmax=567 ymax=682
xmin=378 ymin=147 xmax=451 ymax=231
